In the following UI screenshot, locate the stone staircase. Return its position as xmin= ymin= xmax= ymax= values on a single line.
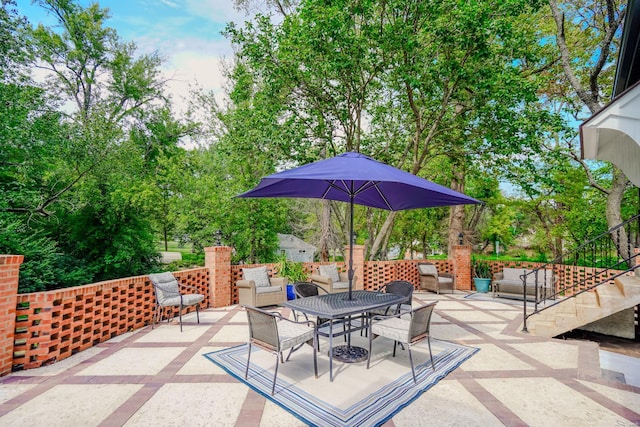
xmin=525 ymin=274 xmax=640 ymax=338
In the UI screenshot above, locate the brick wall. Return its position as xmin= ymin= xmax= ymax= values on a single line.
xmin=0 ymin=255 xmax=23 ymax=376
xmin=205 ymin=246 xmax=232 ymax=308
xmin=11 ymin=268 xmax=209 ymax=372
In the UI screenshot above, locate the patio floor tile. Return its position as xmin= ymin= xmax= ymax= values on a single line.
xmin=508 ymin=341 xmax=581 ymax=370
xmin=134 ymin=323 xmax=208 ymax=343
xmin=460 ymin=343 xmax=536 ymax=371
xmin=477 ymin=377 xmax=628 ymax=427
xmin=176 ymin=346 xmax=227 ymax=375
xmin=209 ymin=324 xmax=248 ymax=343
xmin=123 ymin=383 xmax=248 ymax=427
xmin=392 ymin=380 xmax=503 ymax=426
xmin=77 ymin=347 xmax=186 ymax=376
xmin=0 ymin=384 xmax=141 ymax=426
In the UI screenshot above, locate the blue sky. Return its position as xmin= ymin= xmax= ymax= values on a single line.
xmin=16 ymin=0 xmax=254 ymax=110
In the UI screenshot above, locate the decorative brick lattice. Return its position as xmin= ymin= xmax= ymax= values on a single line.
xmin=363 ymin=260 xmax=453 ymax=291
xmin=12 ymin=268 xmax=209 ymax=371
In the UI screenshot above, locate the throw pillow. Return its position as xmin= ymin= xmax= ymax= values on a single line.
xmin=318 ymin=264 xmax=340 ymax=282
xmin=243 ymin=266 xmax=271 ymax=287
xmin=418 ymin=264 xmax=437 ymax=275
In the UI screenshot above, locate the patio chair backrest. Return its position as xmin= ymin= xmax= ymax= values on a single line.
xmin=294 ymin=281 xmax=327 ymax=298
xmin=408 ymin=302 xmax=437 ymax=343
xmin=246 ymin=306 xmax=280 ymax=352
xmin=148 ymin=272 xmax=181 ymax=305
xmin=417 ymin=262 xmax=438 ymax=277
xmin=381 ymin=280 xmax=414 ymax=299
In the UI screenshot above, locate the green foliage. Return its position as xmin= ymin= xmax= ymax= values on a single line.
xmin=0 ymin=0 xmax=173 ymax=291
xmin=165 ymin=253 xmax=205 ymax=270
xmin=276 ymin=255 xmax=308 ymax=283
xmin=0 ymin=215 xmax=93 ymax=293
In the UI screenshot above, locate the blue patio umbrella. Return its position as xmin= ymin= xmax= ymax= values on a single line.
xmin=238 ymin=152 xmax=480 ymax=300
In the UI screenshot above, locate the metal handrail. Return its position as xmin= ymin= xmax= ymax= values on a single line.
xmin=522 ymin=213 xmax=640 ymax=332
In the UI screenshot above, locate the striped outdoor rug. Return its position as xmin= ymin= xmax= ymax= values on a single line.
xmin=204 ymin=336 xmax=478 ymax=427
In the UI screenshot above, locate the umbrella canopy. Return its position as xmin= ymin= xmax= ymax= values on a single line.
xmin=238 ymin=152 xmax=481 ymax=299
xmin=238 ymin=152 xmax=479 ymax=210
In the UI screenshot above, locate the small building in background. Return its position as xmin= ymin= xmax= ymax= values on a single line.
xmin=277 ymin=233 xmax=316 ymax=262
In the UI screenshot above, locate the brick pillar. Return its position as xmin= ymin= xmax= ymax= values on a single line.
xmin=452 ymin=245 xmax=471 ymax=291
xmin=0 ymin=255 xmax=23 ymax=376
xmin=344 ymin=245 xmax=365 ymax=290
xmin=205 ymin=246 xmax=232 ymax=308
xmin=634 ymin=247 xmax=640 ymax=275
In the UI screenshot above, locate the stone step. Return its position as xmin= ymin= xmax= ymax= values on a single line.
xmin=595 ymin=282 xmax=625 ymax=298
xmin=532 ymin=320 xmax=558 ymax=337
xmin=615 ymin=274 xmax=640 ymax=294
xmin=554 ymin=313 xmax=580 ymax=329
xmin=576 ymin=291 xmax=599 ymax=306
xmin=554 ymin=298 xmax=576 ymax=314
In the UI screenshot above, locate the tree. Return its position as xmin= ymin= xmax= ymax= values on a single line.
xmin=223 ymin=0 xmax=552 ymax=261
xmin=1 ymin=0 xmax=181 ymax=288
xmin=544 ymin=0 xmax=633 ymax=260
xmin=178 ymin=70 xmax=295 ymax=263
xmin=14 ymin=0 xmax=168 ymax=217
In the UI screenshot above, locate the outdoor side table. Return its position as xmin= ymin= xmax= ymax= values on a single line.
xmin=284 ymin=290 xmax=407 ymax=381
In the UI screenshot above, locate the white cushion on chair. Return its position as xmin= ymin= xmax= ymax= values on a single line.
xmin=243 ymin=266 xmax=271 ymax=287
xmin=255 ymin=285 xmax=282 ymax=294
xmin=372 ymin=317 xmax=410 ymax=342
xmin=333 ymin=281 xmax=349 ymax=290
xmin=277 ymin=321 xmax=315 ymax=349
xmin=318 ymin=264 xmax=340 ymax=282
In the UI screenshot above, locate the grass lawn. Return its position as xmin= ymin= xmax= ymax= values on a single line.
xmin=155 ymin=240 xmax=194 ymax=255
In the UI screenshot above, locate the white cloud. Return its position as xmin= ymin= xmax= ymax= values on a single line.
xmin=159 ymin=0 xmax=180 ymax=8
xmin=162 ymin=49 xmax=230 ymax=114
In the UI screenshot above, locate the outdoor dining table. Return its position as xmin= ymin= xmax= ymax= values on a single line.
xmin=284 ymin=290 xmax=409 ymax=381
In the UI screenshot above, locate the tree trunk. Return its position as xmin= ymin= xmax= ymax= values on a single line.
xmin=449 ymin=205 xmax=465 ymax=255
xmin=370 ymin=211 xmax=396 ymax=260
xmin=448 ymin=167 xmax=465 ymax=255
xmin=319 ymin=200 xmax=331 ymax=261
xmin=606 ymin=166 xmax=631 ymax=261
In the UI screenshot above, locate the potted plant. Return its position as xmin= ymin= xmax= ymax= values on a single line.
xmin=472 ymin=258 xmax=492 ymax=293
xmin=276 ymin=256 xmax=308 ymax=300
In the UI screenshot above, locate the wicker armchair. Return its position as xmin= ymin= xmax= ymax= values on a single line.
xmin=417 ymin=262 xmax=454 ymax=294
xmin=309 ymin=264 xmax=356 ymax=293
xmin=236 ymin=266 xmax=287 ymax=307
xmin=148 ymin=272 xmax=205 ymax=332
xmin=369 ymin=281 xmax=414 ymax=316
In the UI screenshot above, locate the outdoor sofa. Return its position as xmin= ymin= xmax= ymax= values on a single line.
xmin=492 ymin=267 xmax=555 ymax=301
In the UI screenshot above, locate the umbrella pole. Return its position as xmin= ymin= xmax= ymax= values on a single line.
xmin=348 ymin=195 xmax=354 ymax=301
